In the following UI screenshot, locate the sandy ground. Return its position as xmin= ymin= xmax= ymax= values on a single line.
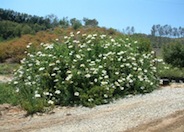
xmin=0 ymin=75 xmax=184 ymax=132
xmin=0 ymin=75 xmax=13 ymax=83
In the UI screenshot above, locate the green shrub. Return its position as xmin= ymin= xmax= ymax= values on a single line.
xmin=12 ymin=32 xmax=159 ymax=113
xmin=0 ymin=83 xmax=18 ymax=105
xmin=162 ymin=42 xmax=184 ymax=67
xmin=158 ymin=62 xmax=184 ymax=79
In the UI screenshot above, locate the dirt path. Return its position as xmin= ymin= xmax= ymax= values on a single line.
xmin=125 ymin=110 xmax=184 ymax=132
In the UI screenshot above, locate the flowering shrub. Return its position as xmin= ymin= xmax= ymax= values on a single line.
xmin=12 ymin=31 xmax=159 ymax=113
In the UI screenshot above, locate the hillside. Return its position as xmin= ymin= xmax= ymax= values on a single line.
xmin=0 ymin=27 xmax=128 ymax=63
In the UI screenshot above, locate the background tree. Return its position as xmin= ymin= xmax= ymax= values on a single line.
xmin=83 ymin=17 xmax=98 ymax=27
xmin=70 ymin=18 xmax=82 ymax=30
xmin=122 ymin=26 xmax=135 ymax=35
xmin=59 ymin=17 xmax=70 ymax=28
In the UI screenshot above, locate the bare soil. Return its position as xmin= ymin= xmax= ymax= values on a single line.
xmin=125 ymin=110 xmax=184 ymax=132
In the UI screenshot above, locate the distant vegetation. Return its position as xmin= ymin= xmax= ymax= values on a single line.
xmin=0 ymin=8 xmax=99 ymax=40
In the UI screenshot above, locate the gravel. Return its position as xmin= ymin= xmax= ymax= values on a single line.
xmin=29 ymin=86 xmax=184 ymax=132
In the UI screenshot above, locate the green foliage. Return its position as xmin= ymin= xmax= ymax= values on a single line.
xmin=83 ymin=17 xmax=98 ymax=27
xmin=0 ymin=83 xmax=18 ymax=105
xmin=131 ymin=34 xmax=152 ymax=53
xmin=162 ymin=41 xmax=184 ymax=67
xmin=0 ymin=63 xmax=19 ymax=75
xmin=59 ymin=17 xmax=70 ymax=28
xmin=12 ymin=32 xmax=159 ymax=114
xmin=158 ymin=62 xmax=184 ymax=79
xmin=70 ymin=18 xmax=82 ymax=30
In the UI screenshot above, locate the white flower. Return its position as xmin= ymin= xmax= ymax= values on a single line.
xmin=102 ymin=70 xmax=107 ymax=75
xmin=70 ymin=32 xmax=74 ymax=37
xmin=74 ymin=92 xmax=79 ymax=96
xmin=151 ymin=51 xmax=155 ymax=54
xmin=125 ymin=63 xmax=130 ymax=67
xmin=43 ymin=92 xmax=50 ymax=95
xmin=88 ymin=98 xmax=93 ymax=102
xmin=80 ymin=64 xmax=85 ymax=68
xmin=66 ymin=70 xmax=72 ymax=74
xmin=76 ymin=54 xmax=81 ymax=59
xmin=73 ymin=40 xmax=80 ymax=44
xmin=77 ymin=31 xmax=80 ymax=34
xmin=100 ymin=34 xmax=106 ymax=39
xmin=64 ymin=36 xmax=68 ymax=39
xmin=54 ymin=79 xmax=59 ymax=82
xmin=25 ymin=81 xmax=31 ymax=86
xmin=55 ymin=38 xmax=59 ymax=41
xmin=111 ymin=38 xmax=115 ymax=42
xmin=13 ymin=81 xmax=18 ymax=84
xmin=101 ymin=81 xmax=108 ymax=85
xmin=104 ymin=75 xmax=109 ymax=79
xmin=87 ymin=48 xmax=92 ymax=51
xmin=118 ymin=79 xmax=123 ymax=83
xmin=36 ymin=60 xmax=40 ymax=65
xmin=45 ymin=44 xmax=54 ymax=49
xmin=117 ymin=51 xmax=125 ymax=55
xmin=28 ymin=63 xmax=33 ymax=67
xmin=118 ymin=58 xmax=121 ymax=61
xmin=123 ymin=59 xmax=126 ymax=62
xmin=35 ymin=94 xmax=41 ymax=98
xmin=87 ymin=34 xmax=92 ymax=39
xmin=27 ymin=76 xmax=31 ymax=80
xmin=129 ymin=79 xmax=133 ymax=83
xmin=68 ymin=45 xmax=73 ymax=49
xmin=99 ymin=65 xmax=103 ymax=68
xmin=56 ymin=60 xmax=60 ymax=63
xmin=94 ymin=78 xmax=98 ymax=82
xmin=26 ymin=45 xmax=30 ymax=48
xmin=77 ymin=71 xmax=81 ymax=75
xmin=39 ymin=67 xmax=45 ymax=71
xmin=120 ymin=87 xmax=124 ymax=90
xmin=104 ymin=94 xmax=108 ymax=98
xmin=53 ymin=67 xmax=59 ymax=71
xmin=51 ymin=73 xmax=56 ymax=76
xmin=115 ymin=81 xmax=120 ymax=86
xmin=87 ymin=40 xmax=91 ymax=44
xmin=138 ymin=68 xmax=142 ymax=71
xmin=48 ymin=100 xmax=54 ymax=105
xmin=115 ymin=72 xmax=119 ymax=75
xmin=55 ymin=90 xmax=61 ymax=94
xmin=15 ymin=88 xmax=19 ymax=93
xmin=85 ymin=74 xmax=91 ymax=78
xmin=49 ymin=63 xmax=55 ymax=67
xmin=65 ymin=74 xmax=73 ymax=81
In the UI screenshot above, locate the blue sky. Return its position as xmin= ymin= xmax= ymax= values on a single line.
xmin=1 ymin=0 xmax=184 ymax=34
